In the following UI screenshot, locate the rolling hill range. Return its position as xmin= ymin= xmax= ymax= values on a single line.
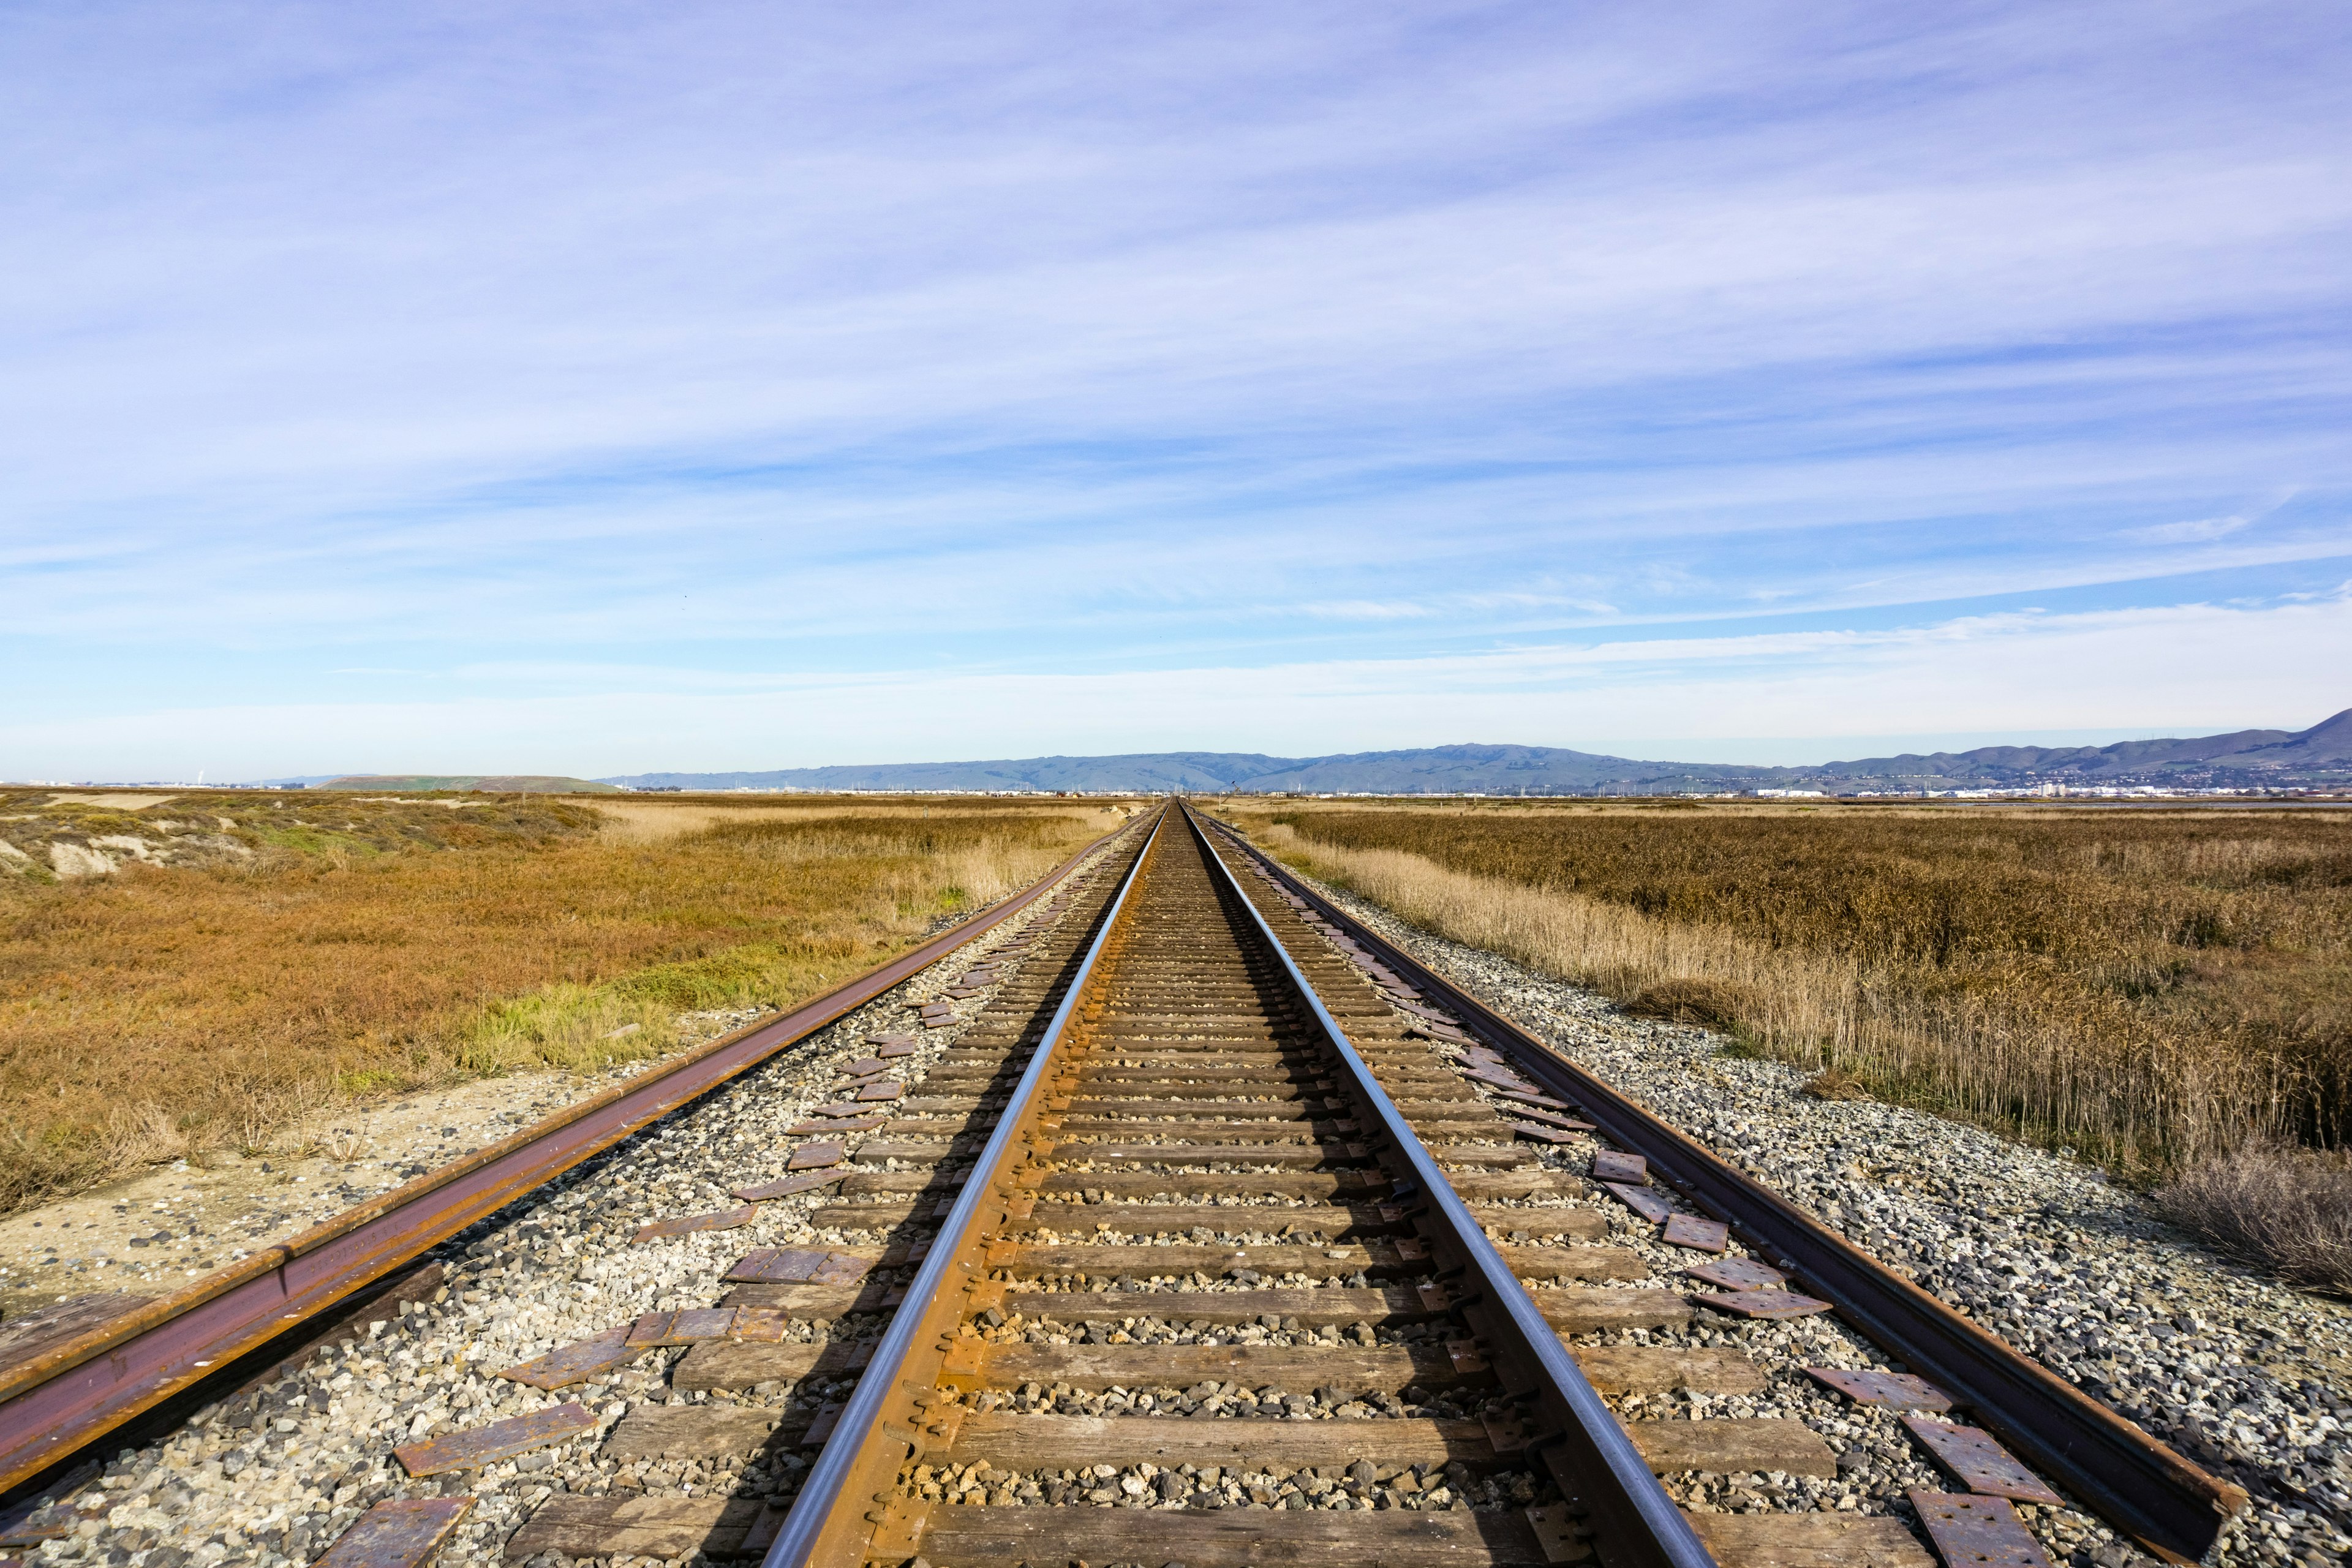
xmin=601 ymin=709 xmax=2351 ymax=794
xmin=318 ymin=774 xmax=624 ymax=794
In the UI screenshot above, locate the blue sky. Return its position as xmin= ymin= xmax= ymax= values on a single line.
xmin=4 ymin=1 xmax=2348 ymax=780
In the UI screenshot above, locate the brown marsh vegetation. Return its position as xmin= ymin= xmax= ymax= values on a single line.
xmin=0 ymin=791 xmax=1110 ymax=1213
xmin=1221 ymin=799 xmax=2352 ymax=1289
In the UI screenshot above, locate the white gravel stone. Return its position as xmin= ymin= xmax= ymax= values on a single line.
xmin=1281 ymin=864 xmax=2352 ymax=1568
xmin=11 ymin=847 xmax=1134 ymax=1568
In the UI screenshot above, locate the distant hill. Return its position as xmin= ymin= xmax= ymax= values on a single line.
xmin=598 ymin=710 xmax=2351 ymax=794
xmin=318 ymin=774 xmax=625 ymax=794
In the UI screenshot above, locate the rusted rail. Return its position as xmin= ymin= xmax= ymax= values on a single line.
xmin=9 ymin=796 xmax=2249 ymax=1568
xmin=764 ymin=809 xmax=1166 ymax=1568
xmin=1198 ymin=813 xmax=2248 ymax=1566
xmin=0 ymin=820 xmax=1134 ymax=1498
xmin=760 ymin=805 xmax=1747 ymax=1568
xmin=1191 ymin=805 xmax=1714 ymax=1568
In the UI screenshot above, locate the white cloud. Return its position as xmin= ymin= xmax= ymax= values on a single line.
xmin=3 ymin=1 xmax=2349 ymax=767
xmin=2125 ymin=516 xmax=2252 ymax=544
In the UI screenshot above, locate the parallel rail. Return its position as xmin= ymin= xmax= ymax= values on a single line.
xmin=774 ymin=801 xmax=1721 ymax=1568
xmin=1199 ymin=812 xmax=2247 ymax=1566
xmin=4 ymin=797 xmax=2249 ymax=1568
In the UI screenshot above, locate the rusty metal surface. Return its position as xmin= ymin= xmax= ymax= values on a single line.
xmin=0 ymin=1298 xmax=143 ymax=1382
xmin=495 ymin=1329 xmax=639 ymax=1390
xmin=1593 ymin=1151 xmax=1649 ymax=1183
xmin=313 ymin=1498 xmax=473 ymax=1568
xmin=786 ymin=1142 xmax=846 ymax=1170
xmin=1691 ymin=1289 xmax=1836 ymax=1320
xmin=1686 ymin=1257 xmax=1785 ymax=1291
xmin=1662 ymin=1215 xmax=1730 ymax=1253
xmin=0 ymin=822 xmax=1124 ymax=1498
xmin=1194 ymin=808 xmax=1716 ymax=1568
xmin=1910 ymin=1490 xmax=2053 ymax=1568
xmin=1204 ymin=815 xmax=2247 ymax=1566
xmin=763 ymin=813 xmax=1163 ymax=1568
xmin=723 ymin=1248 xmax=872 ymax=1284
xmin=394 ymin=1402 xmax=597 ymax=1477
xmin=1808 ymin=1368 xmax=1953 ymax=1411
xmin=731 ymin=1309 xmax=790 ymax=1341
xmin=1607 ymin=1182 xmax=1675 ymax=1223
xmin=1903 ymin=1417 xmax=2065 ymax=1505
xmin=627 ymin=1308 xmax=739 ymax=1347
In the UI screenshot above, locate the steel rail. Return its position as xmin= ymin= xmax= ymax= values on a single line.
xmin=0 ymin=819 xmax=1137 ymax=1499
xmin=765 ymin=807 xmax=1166 ymax=1568
xmin=1185 ymin=805 xmax=1716 ymax=1568
xmin=1199 ymin=813 xmax=2249 ymax=1566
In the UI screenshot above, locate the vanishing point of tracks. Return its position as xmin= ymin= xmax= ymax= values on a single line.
xmin=0 ymin=804 xmax=2247 ymax=1568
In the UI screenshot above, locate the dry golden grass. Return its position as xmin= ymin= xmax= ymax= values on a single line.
xmin=0 ymin=791 xmax=1106 ymax=1213
xmin=1224 ymin=802 xmax=2352 ymax=1174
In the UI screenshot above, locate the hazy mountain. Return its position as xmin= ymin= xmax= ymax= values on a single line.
xmin=598 ymin=710 xmax=2351 ymax=793
xmin=609 ymin=753 xmax=1299 ymax=794
xmin=318 ymin=774 xmax=625 ymax=794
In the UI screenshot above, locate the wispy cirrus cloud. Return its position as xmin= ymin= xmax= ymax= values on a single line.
xmin=2125 ymin=516 xmax=2253 ymax=545
xmin=2 ymin=1 xmax=2349 ymax=775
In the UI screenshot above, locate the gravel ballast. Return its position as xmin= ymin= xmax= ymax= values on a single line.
xmin=3 ymin=847 xmax=1131 ymax=1568
xmin=1284 ymin=865 xmax=2352 ymax=1568
xmin=13 ymin=826 xmax=2348 ymax=1568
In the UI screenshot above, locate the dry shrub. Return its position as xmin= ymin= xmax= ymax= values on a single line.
xmin=2154 ymin=1144 xmax=2352 ymax=1295
xmin=1624 ymin=978 xmax=1755 ymax=1031
xmin=0 ymin=793 xmax=1102 ymax=1212
xmin=1801 ymin=1068 xmax=1873 ymax=1102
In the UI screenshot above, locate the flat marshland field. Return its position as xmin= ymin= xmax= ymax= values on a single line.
xmin=0 ymin=791 xmax=1118 ymax=1213
xmin=1219 ymin=799 xmax=2352 ymax=1284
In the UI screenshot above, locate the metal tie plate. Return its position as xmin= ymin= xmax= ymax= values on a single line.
xmin=724 ymin=1246 xmax=875 ymax=1284
xmin=1807 ymin=1368 xmax=1954 ymax=1411
xmin=1661 ymin=1214 xmax=1730 ymax=1253
xmin=1910 ymin=1490 xmax=2054 ymax=1567
xmin=1691 ymin=1289 xmax=1836 ymax=1320
xmin=1903 ymin=1417 xmax=2065 ymax=1505
xmin=1591 ymin=1150 xmax=1648 ymax=1183
xmin=1605 ymin=1182 xmax=1675 ymax=1223
xmin=1685 ymin=1257 xmax=1786 ymax=1291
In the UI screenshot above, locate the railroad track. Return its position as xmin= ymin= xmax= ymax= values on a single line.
xmin=0 ymin=804 xmax=2244 ymax=1568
